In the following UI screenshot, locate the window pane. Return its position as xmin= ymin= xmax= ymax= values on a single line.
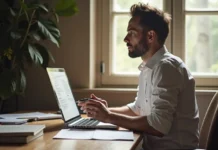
xmin=185 ymin=15 xmax=218 ymax=75
xmin=113 ymin=16 xmax=141 ymax=74
xmin=113 ymin=0 xmax=163 ymax=11
xmin=185 ymin=0 xmax=218 ymax=10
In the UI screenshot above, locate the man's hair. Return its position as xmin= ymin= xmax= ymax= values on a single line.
xmin=130 ymin=3 xmax=171 ymax=45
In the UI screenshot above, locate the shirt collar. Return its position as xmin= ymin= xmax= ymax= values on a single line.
xmin=138 ymin=45 xmax=168 ymax=71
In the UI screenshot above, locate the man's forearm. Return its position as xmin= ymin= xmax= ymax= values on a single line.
xmin=108 ymin=106 xmax=137 ymax=116
xmin=107 ymin=112 xmax=164 ymax=137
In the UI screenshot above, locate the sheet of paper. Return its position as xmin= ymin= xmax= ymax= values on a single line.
xmin=93 ymin=129 xmax=134 ymax=141
xmin=53 ymin=129 xmax=94 ymax=139
xmin=53 ymin=129 xmax=134 ymax=141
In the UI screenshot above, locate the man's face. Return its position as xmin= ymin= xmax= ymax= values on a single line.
xmin=124 ymin=16 xmax=149 ymax=58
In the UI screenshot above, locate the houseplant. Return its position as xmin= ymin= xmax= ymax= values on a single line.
xmin=0 ymin=0 xmax=78 ymax=100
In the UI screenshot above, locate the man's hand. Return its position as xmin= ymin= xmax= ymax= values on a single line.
xmin=85 ymin=100 xmax=111 ymax=122
xmin=77 ymin=94 xmax=108 ymax=114
xmin=90 ymin=94 xmax=108 ymax=107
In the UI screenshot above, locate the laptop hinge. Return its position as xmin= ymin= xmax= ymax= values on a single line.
xmin=66 ymin=116 xmax=81 ymax=124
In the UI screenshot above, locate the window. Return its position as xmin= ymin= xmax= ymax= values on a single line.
xmin=173 ymin=0 xmax=218 ymax=87
xmin=99 ymin=0 xmax=218 ymax=88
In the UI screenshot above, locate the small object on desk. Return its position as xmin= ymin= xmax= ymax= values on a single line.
xmin=53 ymin=129 xmax=134 ymax=141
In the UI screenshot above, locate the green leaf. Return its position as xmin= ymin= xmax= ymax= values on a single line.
xmin=15 ymin=69 xmax=26 ymax=94
xmin=34 ymin=43 xmax=55 ymax=68
xmin=43 ymin=20 xmax=60 ymax=36
xmin=9 ymin=8 xmax=16 ymax=17
xmin=20 ymin=70 xmax=26 ymax=93
xmin=32 ymin=32 xmax=41 ymax=41
xmin=28 ymin=44 xmax=43 ymax=66
xmin=53 ymin=12 xmax=59 ymax=23
xmin=19 ymin=0 xmax=30 ymax=21
xmin=36 ymin=30 xmax=47 ymax=40
xmin=33 ymin=4 xmax=48 ymax=12
xmin=19 ymin=0 xmax=28 ymax=11
xmin=55 ymin=0 xmax=78 ymax=16
xmin=37 ymin=20 xmax=60 ymax=47
xmin=10 ymin=32 xmax=22 ymax=40
xmin=0 ymin=69 xmax=16 ymax=100
xmin=57 ymin=6 xmax=78 ymax=16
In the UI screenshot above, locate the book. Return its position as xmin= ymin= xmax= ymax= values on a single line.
xmin=0 ymin=130 xmax=43 ymax=144
xmin=0 ymin=125 xmax=45 ymax=136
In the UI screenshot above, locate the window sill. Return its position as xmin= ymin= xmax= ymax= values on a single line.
xmin=73 ymin=88 xmax=217 ymax=96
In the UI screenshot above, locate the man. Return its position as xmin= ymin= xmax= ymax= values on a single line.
xmin=78 ymin=3 xmax=199 ymax=150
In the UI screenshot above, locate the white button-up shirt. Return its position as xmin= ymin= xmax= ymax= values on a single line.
xmin=127 ymin=46 xmax=199 ymax=150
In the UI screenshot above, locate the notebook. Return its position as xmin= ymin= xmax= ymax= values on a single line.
xmin=46 ymin=68 xmax=117 ymax=130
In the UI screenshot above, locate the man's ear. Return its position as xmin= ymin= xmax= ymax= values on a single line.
xmin=147 ymin=30 xmax=156 ymax=43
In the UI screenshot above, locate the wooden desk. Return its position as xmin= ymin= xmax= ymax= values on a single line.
xmin=0 ymin=119 xmax=142 ymax=150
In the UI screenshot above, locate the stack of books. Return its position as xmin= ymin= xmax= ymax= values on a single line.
xmin=0 ymin=125 xmax=45 ymax=144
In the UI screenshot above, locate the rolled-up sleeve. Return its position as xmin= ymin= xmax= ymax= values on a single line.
xmin=127 ymin=101 xmax=136 ymax=113
xmin=127 ymin=86 xmax=140 ymax=115
xmin=147 ymin=61 xmax=183 ymax=135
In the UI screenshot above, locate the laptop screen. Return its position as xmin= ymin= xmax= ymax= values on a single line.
xmin=47 ymin=68 xmax=80 ymax=122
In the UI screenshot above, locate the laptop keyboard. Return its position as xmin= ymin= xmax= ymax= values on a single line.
xmin=69 ymin=118 xmax=99 ymax=128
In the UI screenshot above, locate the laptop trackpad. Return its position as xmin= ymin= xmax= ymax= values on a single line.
xmin=97 ymin=122 xmax=118 ymax=129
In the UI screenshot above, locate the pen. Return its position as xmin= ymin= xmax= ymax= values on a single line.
xmin=77 ymin=98 xmax=91 ymax=103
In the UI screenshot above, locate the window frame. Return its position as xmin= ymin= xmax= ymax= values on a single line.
xmin=98 ymin=0 xmax=218 ymax=88
xmin=173 ymin=0 xmax=218 ymax=88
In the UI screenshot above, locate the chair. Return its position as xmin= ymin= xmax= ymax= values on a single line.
xmin=199 ymin=92 xmax=218 ymax=149
xmin=207 ymin=112 xmax=218 ymax=150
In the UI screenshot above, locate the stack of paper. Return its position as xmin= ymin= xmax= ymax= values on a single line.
xmin=0 ymin=125 xmax=45 ymax=144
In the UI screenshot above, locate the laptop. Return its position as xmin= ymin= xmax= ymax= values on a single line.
xmin=46 ymin=68 xmax=117 ymax=130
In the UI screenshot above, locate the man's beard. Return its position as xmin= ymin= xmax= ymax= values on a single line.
xmin=128 ymin=40 xmax=149 ymax=58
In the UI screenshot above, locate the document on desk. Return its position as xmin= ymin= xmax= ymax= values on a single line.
xmin=53 ymin=129 xmax=134 ymax=141
xmin=0 ymin=112 xmax=62 ymax=121
xmin=0 ymin=118 xmax=28 ymax=125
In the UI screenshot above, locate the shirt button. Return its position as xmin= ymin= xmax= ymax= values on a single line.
xmin=146 ymin=100 xmax=148 ymax=102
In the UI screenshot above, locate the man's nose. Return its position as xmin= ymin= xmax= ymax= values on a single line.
xmin=124 ymin=35 xmax=128 ymax=43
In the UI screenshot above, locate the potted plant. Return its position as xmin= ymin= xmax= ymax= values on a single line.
xmin=0 ymin=0 xmax=78 ymax=103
